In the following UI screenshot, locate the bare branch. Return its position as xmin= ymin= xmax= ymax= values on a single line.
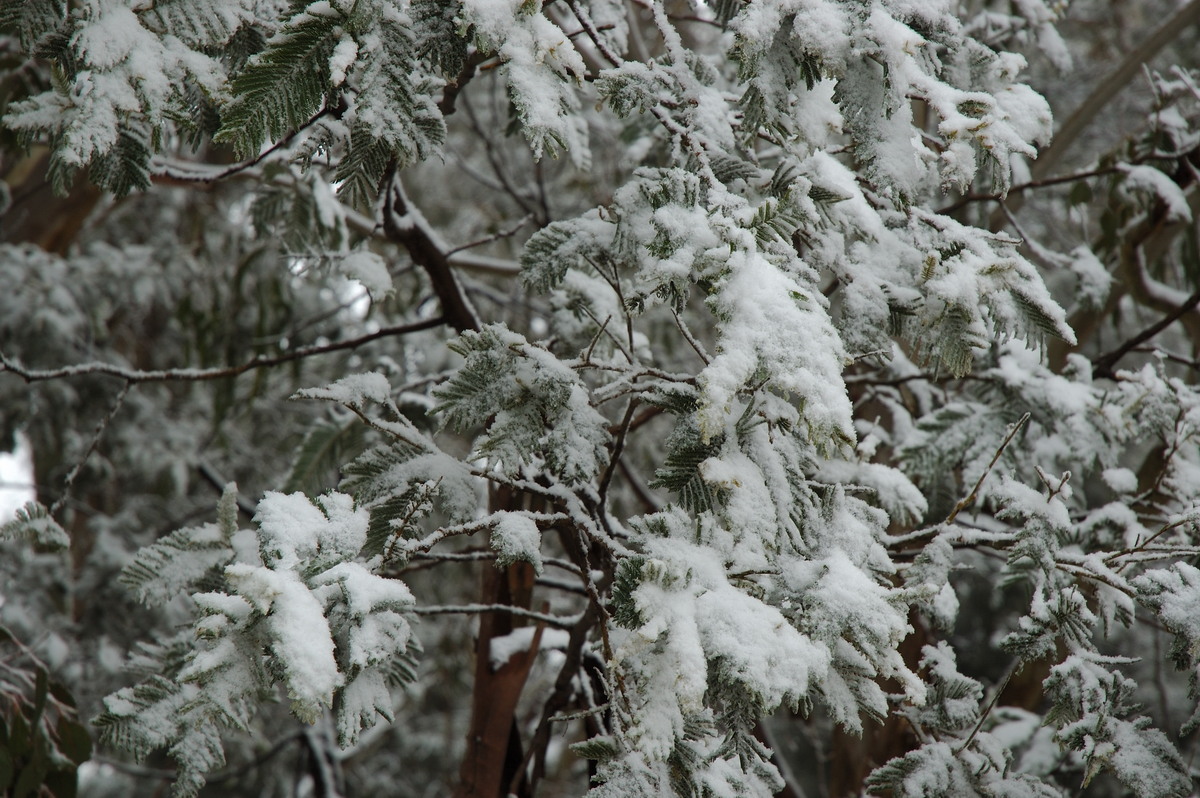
xmin=944 ymin=412 xmax=1031 ymax=525
xmin=381 ymin=168 xmax=482 ymax=333
xmin=411 ymin=603 xmax=580 ymax=628
xmin=50 ymin=383 xmax=129 ymax=516
xmin=0 ymin=317 xmax=447 ymax=385
xmin=1092 ymin=287 xmax=1200 ymax=379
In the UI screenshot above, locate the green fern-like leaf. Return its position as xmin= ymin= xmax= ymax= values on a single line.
xmin=380 ymin=636 xmax=423 ymax=686
xmin=363 ymin=483 xmax=434 ymax=559
xmin=807 ymin=183 xmax=850 ymax=206
xmin=89 ymin=123 xmax=152 ymax=197
xmin=335 ymin=128 xmax=393 ymax=211
xmin=767 ymin=160 xmax=800 ymax=198
xmin=643 ymin=385 xmax=700 ymax=417
xmin=0 ymin=0 xmax=64 ymax=53
xmin=411 ymin=0 xmax=468 ymax=77
xmin=1010 ymin=288 xmax=1068 ymax=343
xmin=924 ymin=303 xmax=981 ymax=378
xmin=138 ymin=0 xmax=250 ymax=47
xmin=650 ymin=420 xmax=725 ymax=514
xmin=710 ymin=152 xmax=760 ymax=185
xmin=284 ymin=418 xmax=366 ymax=495
xmin=610 ymin=556 xmax=647 ymax=629
xmin=119 ymin=523 xmax=234 ymax=605
xmin=434 ymin=336 xmax=510 ymax=433
xmin=572 ymin=735 xmax=620 ymax=762
xmin=250 ymin=178 xmax=344 ymax=251
xmin=340 ymin=441 xmax=425 ymax=504
xmin=520 ymin=219 xmax=597 ymax=293
xmin=214 ymin=10 xmax=341 ymax=158
xmin=1 ymin=501 xmax=69 ymax=552
xmin=749 ymin=196 xmax=805 ymax=246
xmin=344 ymin=9 xmax=445 ymax=181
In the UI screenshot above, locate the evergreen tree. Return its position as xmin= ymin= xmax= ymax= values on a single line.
xmin=2 ymin=1 xmax=1200 ymax=796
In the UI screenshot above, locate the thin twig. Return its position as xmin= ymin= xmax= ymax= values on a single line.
xmin=49 ymin=383 xmax=129 ymax=516
xmin=411 ymin=604 xmax=579 ymax=628
xmin=0 ymin=317 xmax=446 ymax=385
xmin=445 ymin=214 xmax=534 ymax=257
xmin=1092 ymin=287 xmax=1200 ymax=379
xmin=672 ymin=309 xmax=711 ymax=365
xmin=935 ymin=167 xmax=1120 ymax=215
xmin=152 ymin=108 xmax=333 ymax=184
xmin=944 ymin=412 xmax=1031 ymax=524
xmin=598 ymin=398 xmax=639 ymax=507
xmin=95 ymin=729 xmax=306 ymax=783
xmin=954 ymin=665 xmax=1016 ymax=754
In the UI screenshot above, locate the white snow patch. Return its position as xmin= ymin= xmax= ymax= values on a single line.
xmin=490 ymin=511 xmax=544 ymax=574
xmin=489 ymin=626 xmax=571 ymax=669
xmin=1101 ymin=468 xmax=1138 ymax=495
xmin=339 ymin=251 xmax=393 ymax=300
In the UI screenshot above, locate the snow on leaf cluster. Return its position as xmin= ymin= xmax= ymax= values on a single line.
xmin=97 ymin=485 xmax=418 ymax=797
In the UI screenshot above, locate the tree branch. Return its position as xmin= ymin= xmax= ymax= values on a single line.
xmin=936 ymin=167 xmax=1120 ymax=215
xmin=1030 ymin=0 xmax=1200 ymax=183
xmin=0 ymin=317 xmax=446 ymax=384
xmin=381 ymin=167 xmax=482 ymax=333
xmin=1092 ymin=287 xmax=1200 ymax=379
xmin=412 ymin=603 xmax=580 ymax=629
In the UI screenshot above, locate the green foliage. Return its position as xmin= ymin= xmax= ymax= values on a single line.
xmin=94 ymin=671 xmax=230 ymax=798
xmin=335 ymin=128 xmax=394 ymax=212
xmin=283 ymin=417 xmax=367 ymax=495
xmin=1132 ymin=562 xmax=1200 ymax=733
xmin=748 ymin=194 xmax=806 ymax=247
xmin=100 ymin=490 xmax=422 ymax=795
xmin=520 ymin=220 xmax=599 ymax=294
xmin=411 ymin=0 xmax=468 ymax=77
xmin=1044 ymin=656 xmax=1191 ymax=798
xmin=339 ymin=438 xmax=475 ymax=561
xmin=250 ymin=175 xmax=345 ymax=252
xmin=610 ymin=555 xmax=647 ymax=629
xmin=214 ymin=8 xmax=341 ymax=158
xmin=88 ymin=123 xmax=152 ymax=198
xmin=0 ymin=502 xmax=69 ymax=552
xmin=0 ymin=0 xmax=64 ymax=53
xmin=0 ymin=628 xmax=92 ymax=798
xmin=650 ymin=419 xmax=726 ymax=514
xmin=335 ymin=8 xmax=445 ymax=210
xmin=138 ymin=0 xmax=250 ymax=48
xmin=5 ymin=2 xmax=1200 ymax=797
xmin=434 ymin=325 xmax=611 ymax=485
xmin=570 ymin=734 xmax=619 ymax=762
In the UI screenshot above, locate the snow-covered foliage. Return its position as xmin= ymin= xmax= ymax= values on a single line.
xmin=3 ymin=1 xmax=1200 ymax=797
xmin=96 ymin=485 xmax=419 ymax=795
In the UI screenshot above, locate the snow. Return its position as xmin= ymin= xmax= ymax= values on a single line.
xmin=1101 ymin=468 xmax=1138 ymax=495
xmin=314 ymin=561 xmax=414 ymax=617
xmin=337 ymin=670 xmax=393 ymax=745
xmin=490 ymin=511 xmax=544 ymax=574
xmin=698 ymin=247 xmax=853 ymax=444
xmin=73 ymin=4 xmax=143 ymax=69
xmin=294 ymin=372 xmax=394 ymax=406
xmin=816 ymin=459 xmax=928 ymax=524
xmin=328 ymin=35 xmax=359 ymax=87
xmin=253 ymin=491 xmax=369 ymax=571
xmin=489 ymin=626 xmax=571 ymax=669
xmin=224 ymin=564 xmax=343 ymax=720
xmin=339 ymin=251 xmax=393 ymax=300
xmin=10 ymin=0 xmax=1190 ymax=792
xmin=1068 ymin=245 xmax=1112 ymax=306
xmin=1133 ymin=563 xmax=1200 ymax=659
xmin=1119 ymin=164 xmax=1194 ymax=222
xmin=459 ymin=0 xmax=589 ymax=162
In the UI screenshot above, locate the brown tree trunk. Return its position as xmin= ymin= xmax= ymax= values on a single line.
xmin=454 ymin=486 xmax=539 ymax=798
